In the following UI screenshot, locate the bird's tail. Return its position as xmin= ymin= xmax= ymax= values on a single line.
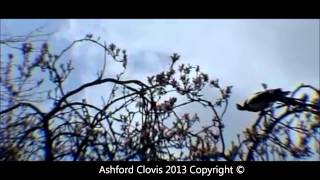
xmin=277 ymin=96 xmax=319 ymax=110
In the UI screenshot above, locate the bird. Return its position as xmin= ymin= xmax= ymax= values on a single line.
xmin=85 ymin=34 xmax=93 ymax=39
xmin=236 ymin=88 xmax=291 ymax=112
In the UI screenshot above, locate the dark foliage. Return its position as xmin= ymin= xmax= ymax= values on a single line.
xmin=1 ymin=32 xmax=319 ymax=161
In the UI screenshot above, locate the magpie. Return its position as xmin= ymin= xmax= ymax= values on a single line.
xmin=236 ymin=88 xmax=292 ymax=112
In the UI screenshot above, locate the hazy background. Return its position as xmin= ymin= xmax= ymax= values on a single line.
xmin=1 ymin=19 xmax=319 ymax=146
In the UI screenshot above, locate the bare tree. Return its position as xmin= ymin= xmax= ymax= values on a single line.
xmin=0 ymin=32 xmax=319 ymax=161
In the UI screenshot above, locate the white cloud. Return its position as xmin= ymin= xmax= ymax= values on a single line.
xmin=51 ymin=19 xmax=320 ymax=143
xmin=3 ymin=19 xmax=319 ymax=145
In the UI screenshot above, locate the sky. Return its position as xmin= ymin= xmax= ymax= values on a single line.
xmin=1 ymin=19 xmax=319 ymax=148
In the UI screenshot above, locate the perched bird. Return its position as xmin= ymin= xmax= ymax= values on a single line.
xmin=85 ymin=34 xmax=93 ymax=39
xmin=237 ymin=88 xmax=291 ymax=112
